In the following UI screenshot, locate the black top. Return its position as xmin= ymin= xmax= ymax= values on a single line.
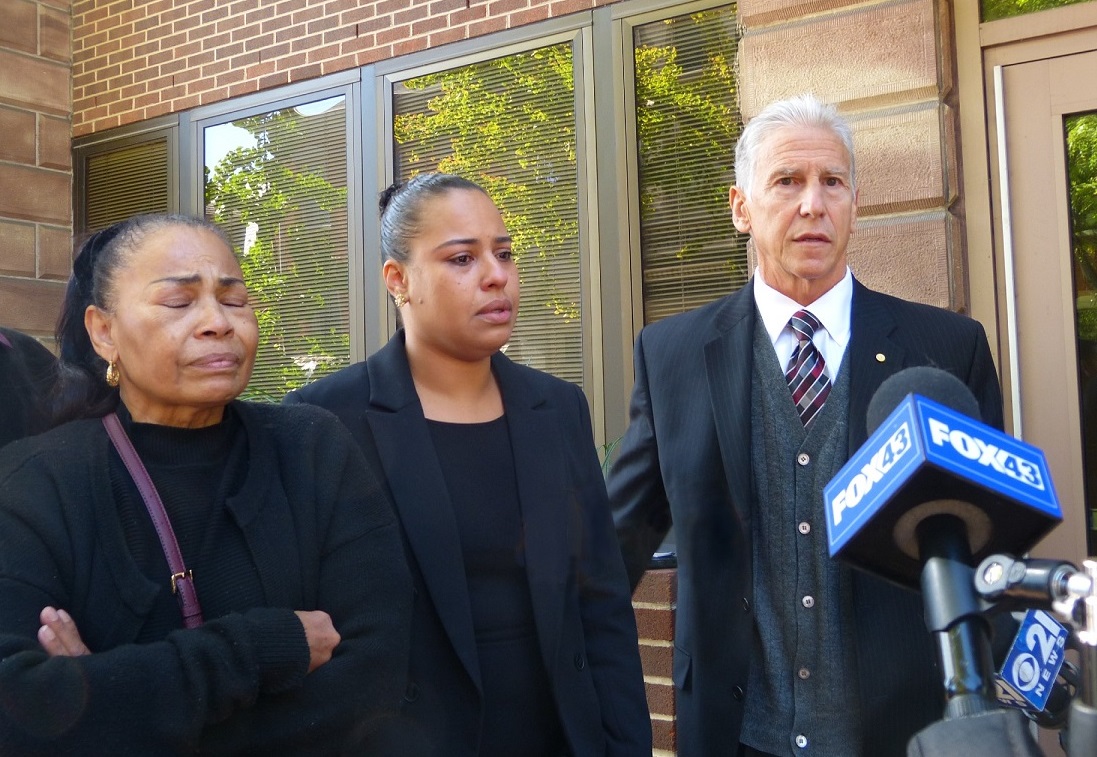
xmin=427 ymin=416 xmax=565 ymax=757
xmin=113 ymin=404 xmax=260 ymax=640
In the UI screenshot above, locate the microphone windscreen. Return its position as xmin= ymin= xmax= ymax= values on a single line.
xmin=866 ymin=366 xmax=981 ymax=436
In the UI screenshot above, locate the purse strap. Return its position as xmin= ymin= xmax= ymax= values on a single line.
xmin=102 ymin=412 xmax=204 ymax=629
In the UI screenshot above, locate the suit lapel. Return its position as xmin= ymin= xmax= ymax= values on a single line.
xmin=493 ymin=354 xmax=568 ymax=673
xmin=846 ymin=280 xmax=906 ymax=450
xmin=705 ymin=283 xmax=758 ymax=522
xmin=364 ymin=337 xmax=482 ymax=689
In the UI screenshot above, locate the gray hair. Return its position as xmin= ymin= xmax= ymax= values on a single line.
xmin=379 ymin=173 xmax=489 ymax=263
xmin=734 ymin=93 xmax=856 ymax=198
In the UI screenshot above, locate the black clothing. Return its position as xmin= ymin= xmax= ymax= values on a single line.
xmin=610 ymin=278 xmax=1004 ymax=756
xmin=428 ymin=417 xmax=565 ymax=757
xmin=0 ymin=327 xmax=55 ymax=449
xmin=285 ymin=330 xmax=652 ymax=757
xmin=0 ymin=400 xmax=413 ymax=754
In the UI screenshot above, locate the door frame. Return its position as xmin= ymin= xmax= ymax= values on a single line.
xmin=957 ymin=2 xmax=1097 ymax=566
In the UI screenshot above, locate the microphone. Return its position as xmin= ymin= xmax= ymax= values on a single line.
xmin=824 ymin=366 xmax=1063 ymax=730
xmin=826 ymin=366 xmax=1061 ymax=590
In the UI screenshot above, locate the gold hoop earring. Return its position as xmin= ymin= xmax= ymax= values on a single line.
xmin=105 ymin=360 xmax=120 ymax=387
xmin=392 ymin=293 xmax=409 ymax=308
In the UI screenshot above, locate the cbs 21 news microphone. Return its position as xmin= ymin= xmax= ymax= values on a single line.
xmin=823 ymin=367 xmax=1097 ymax=756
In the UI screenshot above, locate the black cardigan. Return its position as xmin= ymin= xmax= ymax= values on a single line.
xmin=0 ymin=400 xmax=413 ymax=754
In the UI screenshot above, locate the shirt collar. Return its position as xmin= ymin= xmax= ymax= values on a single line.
xmin=753 ymin=266 xmax=853 ymax=347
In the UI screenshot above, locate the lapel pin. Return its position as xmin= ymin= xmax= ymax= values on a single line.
xmin=875 ymin=353 xmax=886 ymax=363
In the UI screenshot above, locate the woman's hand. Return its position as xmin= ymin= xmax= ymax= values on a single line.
xmin=38 ymin=606 xmax=91 ymax=657
xmin=294 ymin=610 xmax=340 ymax=673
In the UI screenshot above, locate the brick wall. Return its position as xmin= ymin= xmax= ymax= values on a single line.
xmin=71 ymin=0 xmax=614 ymax=138
xmin=634 ymin=569 xmax=677 ymax=755
xmin=0 ymin=0 xmax=72 ymax=340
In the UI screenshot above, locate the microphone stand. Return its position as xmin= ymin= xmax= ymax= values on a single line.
xmin=918 ymin=513 xmax=998 ymax=717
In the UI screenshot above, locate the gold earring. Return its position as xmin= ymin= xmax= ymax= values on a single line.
xmin=105 ymin=360 xmax=120 ymax=387
xmin=393 ymin=293 xmax=409 ymax=308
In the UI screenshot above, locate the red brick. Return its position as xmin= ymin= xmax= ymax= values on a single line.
xmin=645 ymin=680 xmax=675 ymax=716
xmin=257 ymin=70 xmax=290 ymax=89
xmin=323 ymin=25 xmax=357 ymax=44
xmin=429 ymin=25 xmax=467 ymax=47
xmin=509 ymin=5 xmax=550 ymax=27
xmin=413 ymin=15 xmax=447 ymax=34
xmin=291 ymin=62 xmax=323 ymax=81
xmin=652 ymin=717 xmax=676 ymax=753
xmin=634 ymin=568 xmax=677 ymax=604
xmin=634 ymin=605 xmax=674 ymax=641
xmin=639 ymin=641 xmax=673 ymax=678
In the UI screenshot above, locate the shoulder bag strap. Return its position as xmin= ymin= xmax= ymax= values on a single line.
xmin=102 ymin=412 xmax=204 ymax=629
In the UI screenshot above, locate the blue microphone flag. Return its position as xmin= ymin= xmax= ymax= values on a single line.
xmin=824 ymin=394 xmax=1061 ymax=588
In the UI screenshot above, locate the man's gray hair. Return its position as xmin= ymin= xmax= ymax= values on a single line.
xmin=733 ymin=93 xmax=856 ymax=197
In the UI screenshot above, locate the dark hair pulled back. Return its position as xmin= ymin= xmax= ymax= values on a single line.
xmin=52 ymin=213 xmax=231 ymax=426
xmin=379 ymin=173 xmax=488 ymax=264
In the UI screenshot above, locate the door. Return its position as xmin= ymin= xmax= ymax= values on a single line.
xmin=991 ymin=39 xmax=1097 ymax=567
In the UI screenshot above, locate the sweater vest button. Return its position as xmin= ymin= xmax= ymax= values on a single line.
xmin=574 ymin=653 xmax=586 ymax=670
xmin=404 ymin=683 xmax=419 ymax=702
xmin=732 ymin=685 xmax=744 ymax=701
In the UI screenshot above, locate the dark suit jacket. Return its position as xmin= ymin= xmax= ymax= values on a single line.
xmin=285 ymin=332 xmax=651 ymax=757
xmin=0 ymin=328 xmax=56 ymax=449
xmin=608 ymin=278 xmax=1004 ymax=757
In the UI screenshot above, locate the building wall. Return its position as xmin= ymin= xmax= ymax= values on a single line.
xmin=0 ymin=0 xmax=72 ymax=340
xmin=12 ymin=0 xmax=963 ymax=752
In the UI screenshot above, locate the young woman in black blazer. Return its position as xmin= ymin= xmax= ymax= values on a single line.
xmin=286 ymin=173 xmax=651 ymax=756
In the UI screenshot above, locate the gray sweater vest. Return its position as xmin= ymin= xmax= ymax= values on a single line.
xmin=739 ymin=315 xmax=863 ymax=756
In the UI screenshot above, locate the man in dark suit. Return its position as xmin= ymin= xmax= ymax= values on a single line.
xmin=608 ymin=94 xmax=1003 ymax=756
xmin=0 ymin=327 xmax=56 ymax=449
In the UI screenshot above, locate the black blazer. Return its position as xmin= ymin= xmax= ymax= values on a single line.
xmin=609 ymin=278 xmax=1004 ymax=757
xmin=285 ymin=332 xmax=651 ymax=757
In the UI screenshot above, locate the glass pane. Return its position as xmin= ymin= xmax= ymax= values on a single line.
xmin=85 ymin=139 xmax=169 ymax=230
xmin=392 ymin=43 xmax=583 ymax=387
xmin=982 ymin=0 xmax=1094 ymax=22
xmin=204 ymin=96 xmax=351 ymax=401
xmin=634 ymin=5 xmax=748 ymax=325
xmin=1068 ymin=111 xmax=1097 ymax=549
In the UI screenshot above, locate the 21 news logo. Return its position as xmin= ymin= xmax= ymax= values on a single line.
xmin=995 ymin=609 xmax=1069 ymax=712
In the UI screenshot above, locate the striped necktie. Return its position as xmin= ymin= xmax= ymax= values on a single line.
xmin=785 ymin=309 xmax=830 ymax=426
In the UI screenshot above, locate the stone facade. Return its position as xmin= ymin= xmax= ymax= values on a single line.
xmin=0 ymin=0 xmax=72 ymax=340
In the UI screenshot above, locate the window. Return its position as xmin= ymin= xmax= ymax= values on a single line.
xmin=632 ymin=6 xmax=746 ymax=325
xmin=78 ymin=131 xmax=172 ymax=232
xmin=391 ymin=42 xmax=584 ymax=387
xmin=203 ymin=96 xmax=351 ymax=401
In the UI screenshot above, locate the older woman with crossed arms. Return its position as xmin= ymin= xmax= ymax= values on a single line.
xmin=0 ymin=213 xmax=412 ymax=753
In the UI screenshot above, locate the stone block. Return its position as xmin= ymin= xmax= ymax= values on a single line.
xmin=0 ymin=106 xmax=36 ymax=164
xmin=40 ymin=3 xmax=72 ymax=63
xmin=0 ymin=276 xmax=66 ymax=333
xmin=737 ymin=0 xmax=940 ymax=119
xmin=739 ymin=0 xmax=862 ymax=29
xmin=0 ymin=164 xmax=72 ymax=225
xmin=848 ymin=212 xmax=956 ymax=310
xmin=38 ymin=224 xmax=74 ymax=280
xmin=39 ymin=114 xmax=72 ymax=170
xmin=0 ymin=220 xmax=36 ymax=276
xmin=0 ymin=0 xmax=37 ymax=56
xmin=853 ymin=102 xmax=952 ymax=216
xmin=0 ymin=49 xmax=70 ymax=114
